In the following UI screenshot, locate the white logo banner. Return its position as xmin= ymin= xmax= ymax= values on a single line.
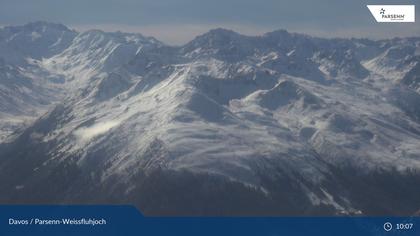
xmin=367 ymin=5 xmax=415 ymax=22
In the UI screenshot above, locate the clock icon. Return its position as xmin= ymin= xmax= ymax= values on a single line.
xmin=384 ymin=222 xmax=393 ymax=232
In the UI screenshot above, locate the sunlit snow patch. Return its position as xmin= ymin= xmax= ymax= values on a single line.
xmin=74 ymin=120 xmax=120 ymax=141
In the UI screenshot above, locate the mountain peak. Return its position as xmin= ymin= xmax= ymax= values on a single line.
xmin=181 ymin=28 xmax=255 ymax=61
xmin=188 ymin=28 xmax=245 ymax=45
xmin=206 ymin=28 xmax=240 ymax=36
xmin=77 ymin=29 xmax=162 ymax=46
xmin=264 ymin=29 xmax=290 ymax=37
xmin=13 ymin=21 xmax=75 ymax=33
xmin=0 ymin=21 xmax=77 ymax=61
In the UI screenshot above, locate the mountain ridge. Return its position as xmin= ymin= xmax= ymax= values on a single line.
xmin=0 ymin=22 xmax=419 ymax=216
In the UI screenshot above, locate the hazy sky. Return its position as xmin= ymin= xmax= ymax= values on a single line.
xmin=0 ymin=0 xmax=419 ymax=45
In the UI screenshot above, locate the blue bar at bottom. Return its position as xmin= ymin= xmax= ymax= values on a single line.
xmin=0 ymin=205 xmax=418 ymax=236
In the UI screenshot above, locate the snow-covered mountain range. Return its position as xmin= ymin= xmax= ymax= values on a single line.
xmin=0 ymin=22 xmax=419 ymax=216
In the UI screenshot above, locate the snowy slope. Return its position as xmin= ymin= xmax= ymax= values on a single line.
xmin=0 ymin=23 xmax=161 ymax=141
xmin=0 ymin=22 xmax=78 ymax=141
xmin=0 ymin=23 xmax=420 ymax=215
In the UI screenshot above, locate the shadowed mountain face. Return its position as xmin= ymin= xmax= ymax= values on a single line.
xmin=0 ymin=22 xmax=420 ymax=216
